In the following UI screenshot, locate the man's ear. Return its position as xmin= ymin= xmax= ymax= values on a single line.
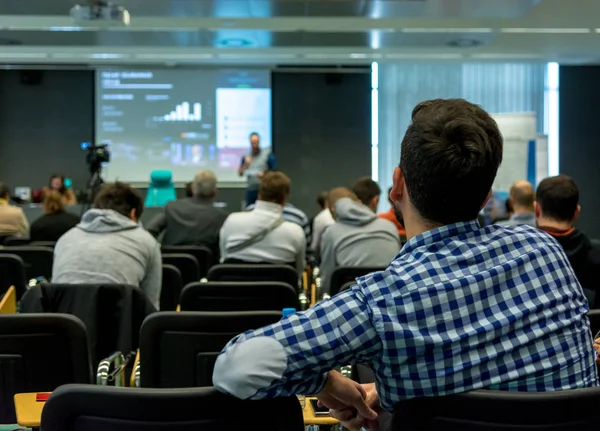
xmin=129 ymin=208 xmax=138 ymax=222
xmin=572 ymin=204 xmax=581 ymax=223
xmin=390 ymin=167 xmax=404 ymax=204
xmin=534 ymin=201 xmax=541 ymax=218
xmin=371 ymin=195 xmax=380 ymax=212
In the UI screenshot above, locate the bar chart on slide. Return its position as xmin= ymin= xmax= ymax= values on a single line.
xmin=153 ymin=102 xmax=202 ymax=122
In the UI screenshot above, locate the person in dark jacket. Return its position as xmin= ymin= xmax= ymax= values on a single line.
xmin=30 ymin=190 xmax=80 ymax=242
xmin=146 ymin=170 xmax=228 ymax=260
xmin=536 ymin=175 xmax=600 ymax=308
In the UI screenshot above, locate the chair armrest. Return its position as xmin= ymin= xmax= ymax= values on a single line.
xmin=97 ymin=351 xmax=135 ymax=387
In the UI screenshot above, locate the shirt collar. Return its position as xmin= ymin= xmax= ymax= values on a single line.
xmin=401 ymin=220 xmax=481 ymax=255
xmin=254 ymin=200 xmax=283 ymax=214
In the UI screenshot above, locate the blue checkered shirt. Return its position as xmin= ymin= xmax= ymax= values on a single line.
xmin=215 ymin=221 xmax=599 ymax=411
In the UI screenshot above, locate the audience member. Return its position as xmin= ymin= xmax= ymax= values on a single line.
xmin=214 ymin=99 xmax=597 ymax=429
xmin=44 ymin=173 xmax=77 ymax=205
xmin=184 ymin=181 xmax=193 ymax=198
xmin=496 ymin=180 xmax=535 ymax=226
xmin=220 ymin=171 xmax=305 ymax=276
xmin=310 ymin=191 xmax=334 ymax=252
xmin=319 ymin=187 xmax=400 ymax=293
xmin=53 ymin=182 xmax=161 ymax=309
xmin=246 ymin=192 xmax=311 ymax=247
xmin=146 ymin=170 xmax=228 ymax=259
xmin=352 ymin=177 xmax=381 ymax=212
xmin=536 ymin=175 xmax=600 ymax=308
xmin=238 ymin=132 xmax=276 ymax=206
xmin=0 ymin=182 xmax=29 ymax=238
xmin=378 ymin=187 xmax=406 ymax=237
xmin=30 ymin=190 xmax=80 ymax=242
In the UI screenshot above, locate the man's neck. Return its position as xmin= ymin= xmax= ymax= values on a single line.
xmin=537 ymin=217 xmax=573 ymax=232
xmin=512 ymin=206 xmax=533 ymax=215
xmin=403 ymin=211 xmax=442 ymax=241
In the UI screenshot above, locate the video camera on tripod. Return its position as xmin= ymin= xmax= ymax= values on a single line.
xmin=80 ymin=142 xmax=111 ymax=204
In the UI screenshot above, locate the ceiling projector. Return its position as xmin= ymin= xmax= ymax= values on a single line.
xmin=70 ymin=1 xmax=130 ymax=26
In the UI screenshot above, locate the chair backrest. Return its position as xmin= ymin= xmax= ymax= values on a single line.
xmin=0 ymin=314 xmax=92 ymax=423
xmin=0 ymin=253 xmax=27 ymax=299
xmin=0 ymin=246 xmax=54 ymax=281
xmin=140 ymin=311 xmax=281 ymax=388
xmin=208 ymin=264 xmax=299 ymax=293
xmin=329 ymin=266 xmax=385 ymax=296
xmin=20 ymin=283 xmax=156 ymax=367
xmin=0 ymin=286 xmax=16 ymax=314
xmin=42 ymin=384 xmax=303 ymax=431
xmin=30 ymin=240 xmax=57 ymax=249
xmin=392 ymin=388 xmax=600 ymax=431
xmin=180 ymin=281 xmax=300 ymax=312
xmin=3 ymin=236 xmax=31 ymax=246
xmin=162 ymin=245 xmax=213 ymax=278
xmin=145 ymin=170 xmax=176 ymax=207
xmin=588 ymin=310 xmax=600 ymax=337
xmin=160 ymin=264 xmax=183 ymax=311
xmin=162 ymin=253 xmax=200 ymax=287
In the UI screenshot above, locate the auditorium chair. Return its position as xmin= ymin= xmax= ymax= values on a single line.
xmin=162 ymin=245 xmax=213 ymax=278
xmin=0 ymin=245 xmax=54 ymax=281
xmin=208 ymin=263 xmax=299 ymax=293
xmin=180 ymin=281 xmax=300 ymax=312
xmin=3 ymin=236 xmax=31 ymax=246
xmin=160 ymin=264 xmax=183 ymax=311
xmin=392 ymin=388 xmax=600 ymax=430
xmin=162 ymin=253 xmax=200 ymax=287
xmin=0 ymin=253 xmax=28 ymax=300
xmin=30 ymin=240 xmax=57 ymax=249
xmin=144 ymin=170 xmax=176 ymax=207
xmin=329 ymin=266 xmax=385 ymax=296
xmin=41 ymin=385 xmax=303 ymax=431
xmin=139 ymin=311 xmax=281 ymax=388
xmin=0 ymin=314 xmax=93 ymax=423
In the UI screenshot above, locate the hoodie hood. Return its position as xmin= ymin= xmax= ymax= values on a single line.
xmin=334 ymin=197 xmax=377 ymax=226
xmin=78 ymin=208 xmax=139 ymax=233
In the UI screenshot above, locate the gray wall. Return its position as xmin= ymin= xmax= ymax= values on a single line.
xmin=273 ymin=72 xmax=371 ymax=217
xmin=559 ymin=66 xmax=600 ymax=239
xmin=0 ymin=69 xmax=371 ymax=217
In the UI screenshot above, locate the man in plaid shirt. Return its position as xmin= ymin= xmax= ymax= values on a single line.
xmin=214 ymin=99 xmax=598 ymax=429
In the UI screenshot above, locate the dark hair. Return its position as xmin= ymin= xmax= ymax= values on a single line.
xmin=400 ymin=98 xmax=503 ymax=224
xmin=185 ymin=181 xmax=193 ymax=198
xmin=49 ymin=173 xmax=67 ymax=194
xmin=317 ymin=191 xmax=328 ymax=209
xmin=94 ymin=182 xmax=144 ymax=219
xmin=0 ymin=182 xmax=9 ymax=199
xmin=258 ymin=171 xmax=290 ymax=205
xmin=536 ymin=175 xmax=579 ymax=221
xmin=351 ymin=177 xmax=381 ymax=206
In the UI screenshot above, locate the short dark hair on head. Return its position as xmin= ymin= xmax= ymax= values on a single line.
xmin=0 ymin=182 xmax=9 ymax=199
xmin=94 ymin=182 xmax=144 ymax=219
xmin=317 ymin=191 xmax=328 ymax=208
xmin=536 ymin=175 xmax=579 ymax=222
xmin=351 ymin=177 xmax=381 ymax=206
xmin=400 ymin=98 xmax=503 ymax=224
xmin=259 ymin=171 xmax=290 ymax=205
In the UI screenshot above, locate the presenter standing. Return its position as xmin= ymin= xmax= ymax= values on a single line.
xmin=238 ymin=132 xmax=276 ymax=206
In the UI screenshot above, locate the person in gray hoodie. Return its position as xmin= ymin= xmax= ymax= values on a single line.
xmin=52 ymin=182 xmax=162 ymax=309
xmin=319 ymin=187 xmax=401 ymax=294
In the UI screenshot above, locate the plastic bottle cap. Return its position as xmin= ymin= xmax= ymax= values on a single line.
xmin=282 ymin=308 xmax=296 ymax=317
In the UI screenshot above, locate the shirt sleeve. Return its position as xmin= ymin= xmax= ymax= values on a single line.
xmin=267 ymin=152 xmax=277 ymax=170
xmin=141 ymin=242 xmax=162 ymax=310
xmin=212 ymin=286 xmax=381 ymax=399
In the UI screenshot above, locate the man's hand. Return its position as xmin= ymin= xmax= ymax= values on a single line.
xmin=244 ymin=156 xmax=253 ymax=165
xmin=257 ymin=171 xmax=264 ymax=179
xmin=316 ymin=371 xmax=378 ymax=429
xmin=326 ymin=382 xmax=381 ymax=431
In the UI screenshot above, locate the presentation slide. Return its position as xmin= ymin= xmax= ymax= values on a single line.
xmin=95 ymin=69 xmax=271 ymax=183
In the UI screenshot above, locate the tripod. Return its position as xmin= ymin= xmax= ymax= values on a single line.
xmin=80 ymin=165 xmax=105 ymax=213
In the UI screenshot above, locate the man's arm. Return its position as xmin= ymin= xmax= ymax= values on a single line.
xmin=145 ymin=211 xmax=167 ymax=238
xmin=141 ymin=243 xmax=162 ymax=310
xmin=295 ymin=228 xmax=306 ymax=277
xmin=238 ymin=156 xmax=248 ymax=177
xmin=213 ymin=285 xmax=381 ymax=399
xmin=267 ymin=152 xmax=277 ymax=170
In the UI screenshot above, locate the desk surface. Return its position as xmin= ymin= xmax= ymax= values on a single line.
xmin=14 ymin=392 xmax=47 ymax=428
xmin=303 ymin=397 xmax=339 ymax=426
